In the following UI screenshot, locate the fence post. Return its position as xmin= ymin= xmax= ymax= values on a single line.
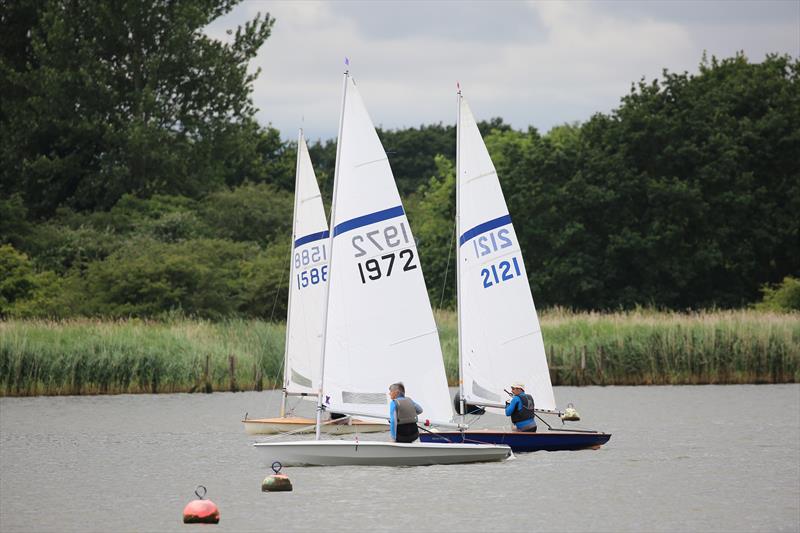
xmin=580 ymin=346 xmax=587 ymax=386
xmin=254 ymin=361 xmax=263 ymax=392
xmin=229 ymin=354 xmax=238 ymax=392
xmin=204 ymin=354 xmax=212 ymax=393
xmin=549 ymin=345 xmax=558 ymax=385
xmin=598 ymin=345 xmax=604 ymax=385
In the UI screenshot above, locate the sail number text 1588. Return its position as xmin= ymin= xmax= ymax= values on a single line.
xmin=295 ymin=244 xmax=327 ymax=290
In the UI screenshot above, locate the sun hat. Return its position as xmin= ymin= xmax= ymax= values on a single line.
xmin=510 ymin=382 xmax=525 ymax=390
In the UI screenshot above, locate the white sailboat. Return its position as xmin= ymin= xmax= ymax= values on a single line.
xmin=243 ymin=130 xmax=387 ymax=436
xmin=419 ymin=89 xmax=610 ymax=452
xmin=254 ymin=71 xmax=511 ymax=466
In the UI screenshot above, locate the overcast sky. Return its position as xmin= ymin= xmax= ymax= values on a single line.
xmin=205 ymin=0 xmax=800 ymax=142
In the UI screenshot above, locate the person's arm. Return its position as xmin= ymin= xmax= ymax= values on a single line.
xmin=389 ymin=400 xmax=397 ymax=440
xmin=504 ymin=396 xmax=520 ymax=416
xmin=413 ymin=401 xmax=423 ymax=415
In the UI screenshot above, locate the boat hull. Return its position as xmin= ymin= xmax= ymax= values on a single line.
xmin=253 ymin=440 xmax=511 ymax=466
xmin=419 ymin=430 xmax=611 ymax=452
xmin=243 ymin=417 xmax=388 ymax=436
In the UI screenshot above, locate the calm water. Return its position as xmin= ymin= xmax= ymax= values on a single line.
xmin=1 ymin=385 xmax=798 ymax=533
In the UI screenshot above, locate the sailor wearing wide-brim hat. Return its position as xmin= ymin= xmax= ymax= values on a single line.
xmin=505 ymin=381 xmax=537 ymax=432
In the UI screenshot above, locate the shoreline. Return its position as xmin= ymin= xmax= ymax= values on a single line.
xmin=1 ymin=309 xmax=797 ymax=397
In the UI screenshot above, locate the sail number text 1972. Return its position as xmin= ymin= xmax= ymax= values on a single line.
xmin=351 ymin=222 xmax=418 ymax=284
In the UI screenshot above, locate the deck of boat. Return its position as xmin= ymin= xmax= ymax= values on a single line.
xmin=242 ymin=416 xmax=388 ymax=435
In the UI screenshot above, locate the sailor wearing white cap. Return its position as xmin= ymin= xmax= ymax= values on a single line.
xmin=505 ymin=382 xmax=537 ymax=432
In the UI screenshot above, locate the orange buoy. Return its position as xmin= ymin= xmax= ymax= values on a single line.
xmin=262 ymin=461 xmax=292 ymax=492
xmin=182 ymin=486 xmax=220 ymax=524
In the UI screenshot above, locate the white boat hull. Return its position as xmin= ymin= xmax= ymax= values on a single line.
xmin=253 ymin=440 xmax=511 ymax=466
xmin=243 ymin=417 xmax=388 ymax=436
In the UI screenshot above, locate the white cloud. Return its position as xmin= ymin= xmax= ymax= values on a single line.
xmin=205 ymin=0 xmax=799 ymax=141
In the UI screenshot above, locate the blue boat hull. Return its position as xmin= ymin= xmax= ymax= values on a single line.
xmin=419 ymin=430 xmax=611 ymax=453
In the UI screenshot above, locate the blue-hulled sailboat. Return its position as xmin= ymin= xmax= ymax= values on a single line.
xmin=418 ymin=87 xmax=610 ymax=453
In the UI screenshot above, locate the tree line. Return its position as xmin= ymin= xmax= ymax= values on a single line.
xmin=1 ymin=0 xmax=798 ymax=318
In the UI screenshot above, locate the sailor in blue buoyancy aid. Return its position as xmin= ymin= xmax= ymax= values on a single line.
xmin=388 ymin=382 xmax=423 ymax=443
xmin=505 ymin=382 xmax=537 ymax=432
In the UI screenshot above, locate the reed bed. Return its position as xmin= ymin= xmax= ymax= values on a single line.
xmin=0 ymin=319 xmax=286 ymax=396
xmin=1 ymin=310 xmax=798 ymax=396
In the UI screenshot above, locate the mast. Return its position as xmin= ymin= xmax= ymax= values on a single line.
xmin=455 ymin=86 xmax=465 ymax=422
xmin=280 ymin=128 xmax=304 ymax=418
xmin=315 ymin=68 xmax=349 ymax=440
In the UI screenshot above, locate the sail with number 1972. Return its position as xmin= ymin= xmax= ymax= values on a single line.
xmin=254 ymin=70 xmax=511 ymax=465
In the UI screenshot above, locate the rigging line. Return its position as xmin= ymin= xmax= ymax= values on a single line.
xmin=259 ymin=356 xmax=283 ymax=417
xmin=438 ymin=219 xmax=456 ymax=309
xmin=258 ymin=415 xmax=354 ymax=441
xmin=533 ymin=412 xmax=602 ymax=433
xmin=417 ymin=424 xmax=454 ymax=442
xmin=269 ymin=242 xmax=291 ymax=322
xmin=263 ymin=329 xmax=289 ymax=418
xmin=262 ymin=243 xmax=290 ymax=415
xmin=287 ymin=394 xmax=303 ymax=416
xmin=535 ymin=412 xmax=554 ymax=430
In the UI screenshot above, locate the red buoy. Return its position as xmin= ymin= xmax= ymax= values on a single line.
xmin=182 ymin=486 xmax=219 ymax=524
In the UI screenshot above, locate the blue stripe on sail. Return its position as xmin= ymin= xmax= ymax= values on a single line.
xmin=294 ymin=230 xmax=329 ymax=248
xmin=333 ymin=205 xmax=405 ymax=236
xmin=459 ymin=215 xmax=512 ymax=246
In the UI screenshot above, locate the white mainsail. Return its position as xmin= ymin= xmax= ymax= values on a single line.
xmin=456 ymin=93 xmax=556 ymax=412
xmin=318 ymin=73 xmax=452 ymax=423
xmin=284 ymin=131 xmax=329 ymax=397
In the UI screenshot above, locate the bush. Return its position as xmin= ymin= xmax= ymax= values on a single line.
xmin=200 ymin=183 xmax=292 ymax=246
xmin=80 ymin=238 xmax=259 ymax=318
xmin=755 ymin=277 xmax=800 ymax=312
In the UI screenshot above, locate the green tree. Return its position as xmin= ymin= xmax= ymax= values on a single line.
xmin=579 ymin=53 xmax=800 ymax=308
xmin=239 ymin=237 xmax=292 ymax=319
xmin=80 ymin=237 xmax=258 ymax=318
xmin=200 ymin=183 xmax=292 ymax=246
xmin=0 ymin=244 xmax=37 ymax=314
xmin=409 ymin=155 xmax=456 ymax=308
xmin=0 ymin=194 xmax=31 ymax=249
xmin=755 ymin=277 xmax=800 ymax=312
xmin=1 ymin=0 xmax=275 ymax=216
xmin=0 ymin=244 xmax=68 ymax=317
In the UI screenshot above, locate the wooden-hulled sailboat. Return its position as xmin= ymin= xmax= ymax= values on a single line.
xmin=418 ymin=88 xmax=611 ymax=452
xmin=243 ymin=130 xmax=387 ymax=436
xmin=254 ymin=70 xmax=510 ymax=465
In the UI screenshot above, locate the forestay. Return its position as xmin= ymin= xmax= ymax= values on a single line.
xmin=284 ymin=132 xmax=329 ymax=396
xmin=320 ymin=74 xmax=452 ymax=422
xmin=456 ymin=95 xmax=556 ymax=412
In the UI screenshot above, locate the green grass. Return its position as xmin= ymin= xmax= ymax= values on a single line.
xmin=0 ymin=318 xmax=286 ymax=396
xmin=1 ymin=309 xmax=798 ymax=396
